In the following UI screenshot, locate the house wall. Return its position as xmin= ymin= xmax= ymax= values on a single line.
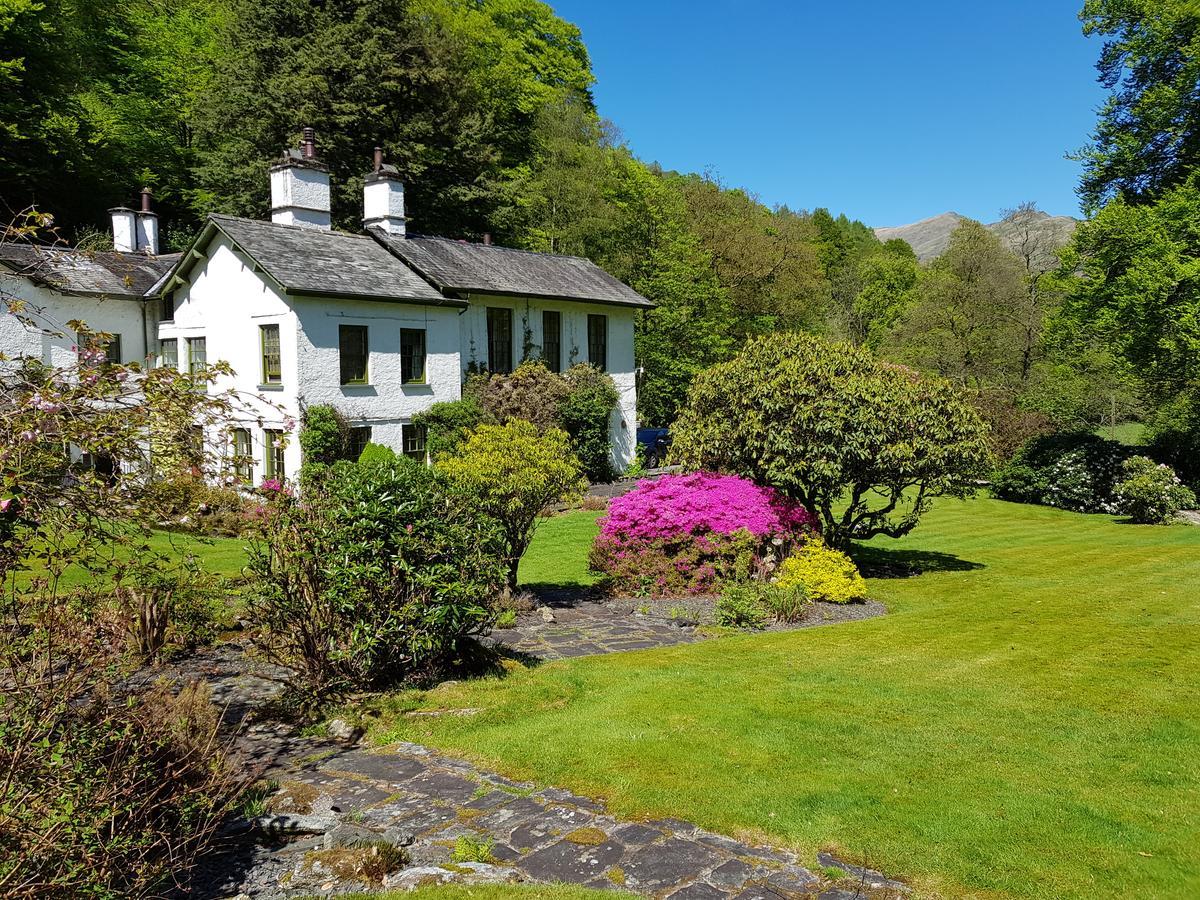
xmin=163 ymin=234 xmax=462 ymax=484
xmin=160 ymin=235 xmax=303 ymax=482
xmin=290 ymin=293 xmax=462 ymax=451
xmin=458 ymin=294 xmax=638 ymax=470
xmin=0 ymin=273 xmax=151 ymax=369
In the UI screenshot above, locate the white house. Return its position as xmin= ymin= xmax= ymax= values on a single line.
xmin=2 ymin=129 xmax=651 ymax=483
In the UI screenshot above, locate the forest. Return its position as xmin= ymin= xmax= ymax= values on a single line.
xmin=1 ymin=0 xmax=1197 ymax=481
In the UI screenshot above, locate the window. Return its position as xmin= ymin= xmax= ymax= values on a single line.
xmin=339 ymin=324 xmax=368 ymax=384
xmin=486 ymin=307 xmax=513 ymax=374
xmin=263 ymin=429 xmax=285 ymax=480
xmin=159 ymin=338 xmax=178 ymax=370
xmin=400 ymin=328 xmax=426 ymax=384
xmin=231 ymin=428 xmax=253 ymax=482
xmin=260 ymin=324 xmax=282 ymax=384
xmin=346 ymin=426 xmax=371 ymax=461
xmin=542 ymin=311 xmax=561 ymax=373
xmin=77 ymin=329 xmax=120 ymax=363
xmin=187 ymin=336 xmax=207 ymax=374
xmin=161 ymin=293 xmax=174 ymax=322
xmin=587 ymin=314 xmax=607 ymax=371
xmin=402 ymin=423 xmax=427 ymax=461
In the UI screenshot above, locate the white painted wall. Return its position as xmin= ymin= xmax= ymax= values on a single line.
xmin=0 ymin=272 xmax=152 ymax=369
xmin=163 ymin=233 xmax=462 ymax=483
xmin=458 ymin=294 xmax=639 ymax=470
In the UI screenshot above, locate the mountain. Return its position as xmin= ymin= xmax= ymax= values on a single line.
xmin=874 ymin=209 xmax=1078 ymax=264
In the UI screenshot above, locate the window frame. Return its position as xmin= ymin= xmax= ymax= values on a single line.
xmin=542 ymin=310 xmax=561 ymax=373
xmin=587 ymin=314 xmax=607 ymax=372
xmin=259 ymin=323 xmax=282 ymax=385
xmin=402 ymin=422 xmax=427 ymax=462
xmin=159 ymin=337 xmax=178 ymax=370
xmin=346 ymin=426 xmax=372 ymax=461
xmin=231 ymin=427 xmax=253 ymax=482
xmin=486 ymin=307 xmax=513 ymax=375
xmin=339 ymin=324 xmax=369 ymax=385
xmin=400 ymin=327 xmax=427 ymax=385
xmin=263 ymin=428 xmax=285 ymax=480
xmin=187 ymin=336 xmax=207 ymax=375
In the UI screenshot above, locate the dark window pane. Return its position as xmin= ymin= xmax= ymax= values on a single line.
xmin=187 ymin=337 xmax=207 ymax=374
xmin=486 ymin=308 xmax=513 ymax=374
xmin=339 ymin=324 xmax=368 ymax=384
xmin=263 ymin=429 xmax=285 ymax=479
xmin=542 ymin=311 xmax=561 ymax=372
xmin=260 ymin=324 xmax=282 ymax=384
xmin=401 ymin=328 xmax=426 ymax=384
xmin=587 ymin=314 xmax=607 ymax=372
xmin=402 ymin=423 xmax=427 ymax=460
xmin=346 ymin=426 xmax=371 ymax=461
xmin=159 ymin=338 xmax=178 ymax=369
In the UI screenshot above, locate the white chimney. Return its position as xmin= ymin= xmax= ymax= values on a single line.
xmin=109 ymin=206 xmax=136 ymax=252
xmin=270 ymin=126 xmax=331 ymax=230
xmin=135 ymin=187 xmax=160 ymax=255
xmin=362 ymin=146 xmax=406 ymax=236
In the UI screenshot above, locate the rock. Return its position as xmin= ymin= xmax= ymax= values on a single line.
xmin=323 ymin=822 xmax=385 ymax=850
xmin=383 ymin=825 xmax=416 ymax=847
xmin=540 ymin=607 xmax=556 ymax=623
xmin=383 ymin=863 xmax=517 ymax=890
xmin=245 ymin=813 xmax=338 ymax=836
xmin=327 ymin=718 xmax=358 ymax=741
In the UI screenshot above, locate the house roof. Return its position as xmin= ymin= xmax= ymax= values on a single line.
xmin=164 ymin=214 xmax=459 ymax=306
xmin=373 ymin=231 xmax=654 ymax=309
xmin=0 ymin=243 xmax=180 ymax=298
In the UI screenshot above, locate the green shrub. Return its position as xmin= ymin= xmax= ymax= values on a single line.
xmin=715 ymin=582 xmax=767 ymax=628
xmin=775 ymin=538 xmax=868 ymax=604
xmin=246 ymin=458 xmax=507 ymax=706
xmin=438 ymin=421 xmax=586 ymax=589
xmin=993 ymin=432 xmax=1132 ymax=512
xmin=562 ymin=364 xmax=619 ymax=483
xmin=413 ymin=398 xmax=487 ymax=460
xmin=1113 ymin=455 xmax=1197 ymax=523
xmin=759 ymin=580 xmax=811 ymax=623
xmin=357 ymin=442 xmax=398 ymax=467
xmin=0 ymin=676 xmax=241 ymax=899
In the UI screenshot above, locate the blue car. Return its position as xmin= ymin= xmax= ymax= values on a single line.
xmin=636 ymin=427 xmax=671 ymax=468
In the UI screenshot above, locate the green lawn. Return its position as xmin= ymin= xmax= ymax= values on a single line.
xmin=518 ymin=509 xmax=603 ymax=589
xmin=14 ymin=529 xmax=249 ymax=591
xmin=375 ymin=499 xmax=1200 ymax=899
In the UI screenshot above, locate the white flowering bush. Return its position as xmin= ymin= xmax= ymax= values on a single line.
xmin=1113 ymin=456 xmax=1197 ymax=524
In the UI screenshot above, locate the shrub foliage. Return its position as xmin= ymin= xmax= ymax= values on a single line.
xmin=671 ymin=333 xmax=993 ymax=548
xmin=246 ymin=458 xmax=506 ymax=704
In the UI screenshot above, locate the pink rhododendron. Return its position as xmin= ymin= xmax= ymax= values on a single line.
xmin=599 ymin=472 xmax=816 ymax=546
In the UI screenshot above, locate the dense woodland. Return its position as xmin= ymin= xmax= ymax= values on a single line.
xmin=1 ymin=0 xmax=1197 ymax=476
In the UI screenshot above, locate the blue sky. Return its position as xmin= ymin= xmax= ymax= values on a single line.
xmin=548 ymin=1 xmax=1107 ymax=226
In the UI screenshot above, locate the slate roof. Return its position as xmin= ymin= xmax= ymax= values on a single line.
xmin=374 ymin=231 xmax=654 ymax=309
xmin=169 ymin=215 xmax=458 ymax=306
xmin=0 ymin=243 xmax=180 ymax=298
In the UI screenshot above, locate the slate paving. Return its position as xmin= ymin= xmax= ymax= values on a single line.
xmin=196 ymin=739 xmax=907 ymax=899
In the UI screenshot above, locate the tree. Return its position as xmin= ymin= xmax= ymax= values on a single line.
xmin=1076 ymin=0 xmax=1200 ymax=210
xmin=886 ymin=220 xmax=1028 ymax=394
xmin=437 ymin=420 xmax=586 ymax=587
xmin=670 ymin=332 xmax=992 ymax=548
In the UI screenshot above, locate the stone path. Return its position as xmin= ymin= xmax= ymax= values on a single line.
xmin=484 ymin=603 xmax=707 ymax=660
xmin=195 ymin=737 xmax=907 ymax=899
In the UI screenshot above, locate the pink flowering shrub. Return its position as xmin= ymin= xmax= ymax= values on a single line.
xmin=589 ymin=472 xmax=817 ymax=597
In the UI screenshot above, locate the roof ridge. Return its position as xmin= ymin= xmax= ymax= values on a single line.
xmin=406 ymin=232 xmax=596 ymax=265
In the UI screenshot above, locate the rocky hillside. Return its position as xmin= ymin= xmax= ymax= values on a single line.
xmin=875 ymin=209 xmax=1078 ymax=264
